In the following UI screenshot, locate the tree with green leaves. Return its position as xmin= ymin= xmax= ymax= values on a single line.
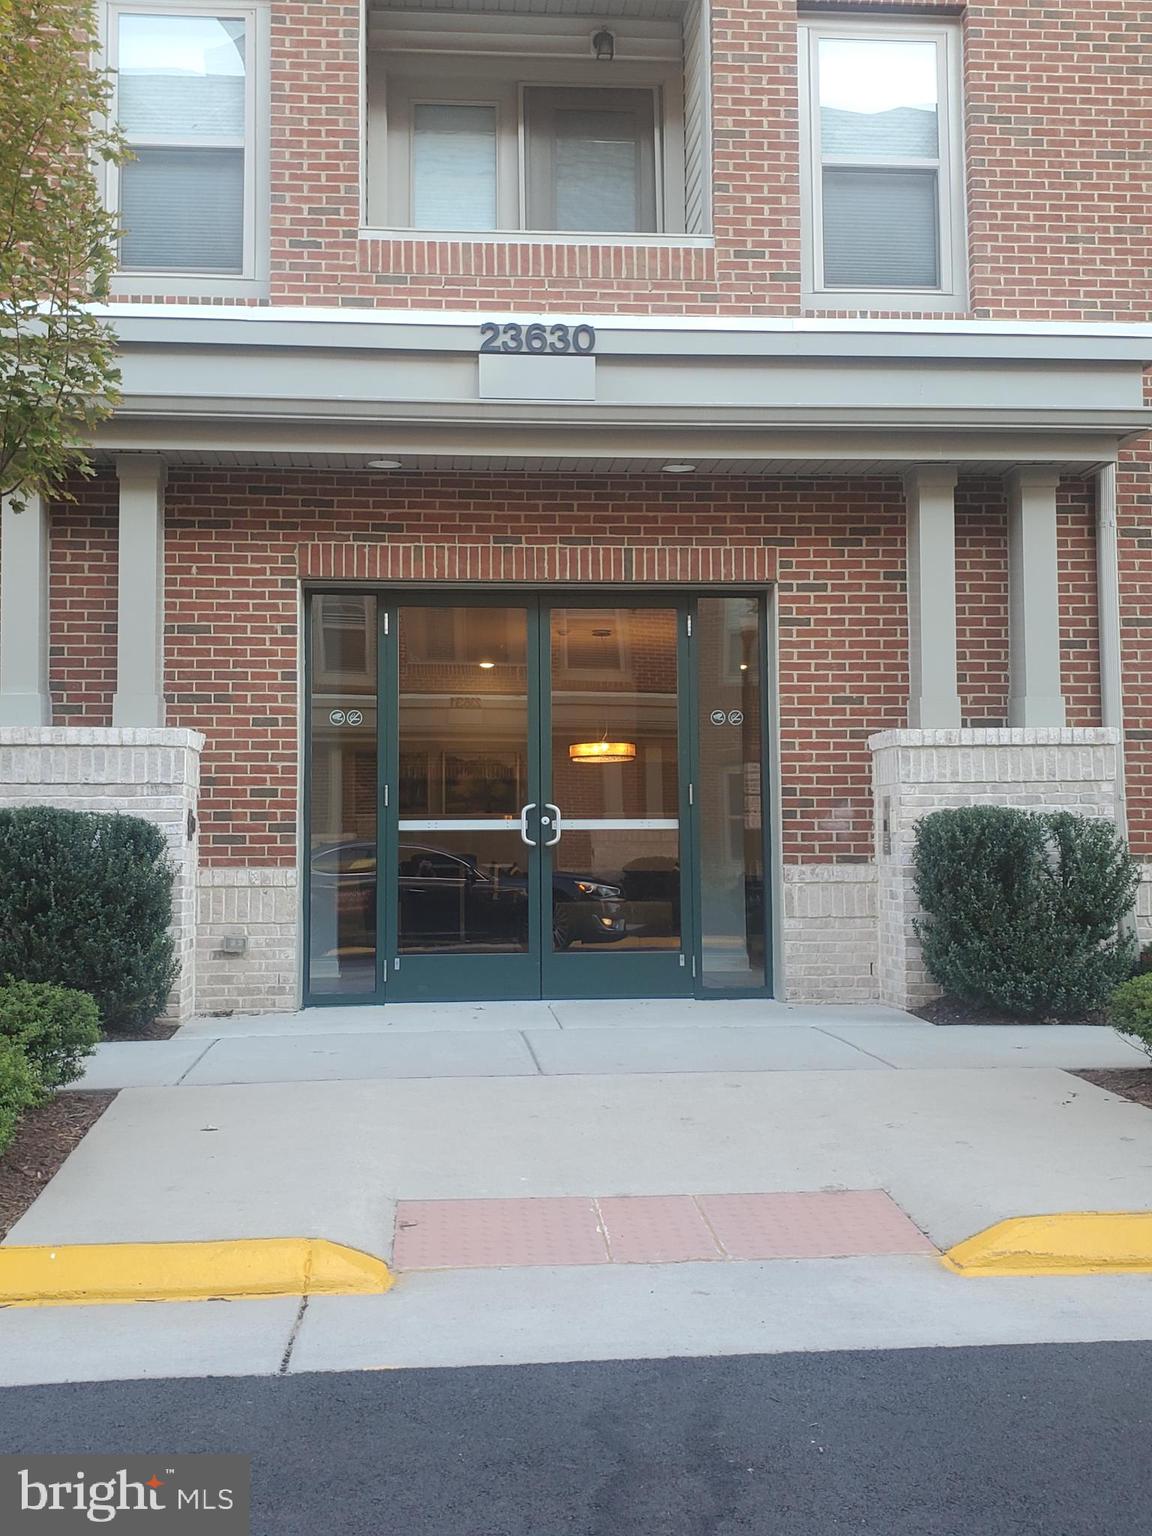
xmin=0 ymin=0 xmax=126 ymax=508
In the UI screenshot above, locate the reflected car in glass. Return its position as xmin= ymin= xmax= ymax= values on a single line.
xmin=310 ymin=841 xmax=627 ymax=951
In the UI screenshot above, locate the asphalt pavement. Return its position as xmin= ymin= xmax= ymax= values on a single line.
xmin=1 ymin=1342 xmax=1150 ymax=1535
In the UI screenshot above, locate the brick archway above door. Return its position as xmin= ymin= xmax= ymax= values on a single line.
xmin=298 ymin=542 xmax=777 ymax=586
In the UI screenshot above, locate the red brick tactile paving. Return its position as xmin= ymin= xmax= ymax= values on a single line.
xmin=393 ymin=1197 xmax=610 ymax=1270
xmin=597 ymin=1196 xmax=723 ymax=1265
xmin=392 ymin=1191 xmax=938 ymax=1270
xmin=696 ymin=1191 xmax=937 ymax=1261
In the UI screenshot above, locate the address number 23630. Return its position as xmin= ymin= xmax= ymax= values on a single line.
xmin=479 ymin=321 xmax=596 ymax=356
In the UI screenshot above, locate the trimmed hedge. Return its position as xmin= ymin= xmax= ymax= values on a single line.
xmin=0 ymin=807 xmax=177 ymax=1032
xmin=0 ymin=979 xmax=101 ymax=1091
xmin=1108 ymin=973 xmax=1152 ymax=1058
xmin=913 ymin=806 xmax=1139 ymax=1020
xmin=0 ymin=1038 xmax=41 ymax=1159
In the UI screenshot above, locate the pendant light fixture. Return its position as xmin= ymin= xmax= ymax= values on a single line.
xmin=569 ymin=737 xmax=636 ymax=764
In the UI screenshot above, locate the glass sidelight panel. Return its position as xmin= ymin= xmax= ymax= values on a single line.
xmin=396 ymin=606 xmax=532 ymax=954
xmin=696 ymin=597 xmax=766 ymax=989
xmin=549 ymin=607 xmax=680 ymax=951
xmin=307 ymin=595 xmax=379 ymax=996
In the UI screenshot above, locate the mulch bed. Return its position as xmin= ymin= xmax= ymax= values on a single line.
xmin=1073 ymin=1068 xmax=1152 ymax=1110
xmin=106 ymin=1020 xmax=180 ymax=1041
xmin=0 ymin=1091 xmax=117 ymax=1240
xmin=912 ymin=997 xmax=1106 ymax=1027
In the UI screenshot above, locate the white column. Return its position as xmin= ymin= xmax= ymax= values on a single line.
xmin=1008 ymin=468 xmax=1066 ymax=728
xmin=112 ymin=455 xmax=167 ymax=727
xmin=0 ymin=490 xmax=52 ymax=725
xmin=904 ymin=465 xmax=961 ymax=728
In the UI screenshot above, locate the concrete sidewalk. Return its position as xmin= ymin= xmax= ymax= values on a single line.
xmin=14 ymin=1067 xmax=1152 ymax=1255
xmin=69 ymin=1000 xmax=1149 ymax=1090
xmin=5 ymin=1000 xmax=1152 ymax=1386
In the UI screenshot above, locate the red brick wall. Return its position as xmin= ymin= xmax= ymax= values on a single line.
xmin=114 ymin=1 xmax=1151 ymax=321
xmin=955 ymin=479 xmax=1009 ymax=727
xmin=79 ymin=0 xmax=1152 ymax=866
xmin=48 ymin=479 xmax=118 ymax=724
xmin=156 ymin=469 xmax=919 ymax=865
xmin=953 ymin=476 xmax=1101 ymax=732
xmin=1058 ymin=481 xmax=1103 ymax=730
xmin=33 ymin=470 xmax=1103 ymax=865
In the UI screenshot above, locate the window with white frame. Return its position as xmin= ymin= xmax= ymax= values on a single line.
xmin=365 ymin=2 xmax=712 ymax=238
xmin=799 ymin=16 xmax=966 ymax=309
xmin=107 ymin=4 xmax=263 ymax=280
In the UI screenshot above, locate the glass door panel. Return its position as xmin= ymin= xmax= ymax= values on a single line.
xmin=390 ymin=603 xmax=541 ymax=999
xmin=543 ymin=605 xmax=687 ymax=995
xmin=696 ymin=596 xmax=767 ymax=990
xmin=306 ymin=594 xmax=379 ymax=998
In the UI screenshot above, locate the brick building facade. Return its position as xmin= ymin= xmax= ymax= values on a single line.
xmin=0 ymin=0 xmax=1148 ymax=1015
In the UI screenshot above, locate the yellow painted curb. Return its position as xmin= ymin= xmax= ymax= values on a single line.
xmin=0 ymin=1238 xmax=394 ymax=1307
xmin=943 ymin=1212 xmax=1152 ymax=1277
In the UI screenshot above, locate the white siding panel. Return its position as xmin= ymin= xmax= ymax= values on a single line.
xmin=682 ymin=0 xmax=712 ymax=234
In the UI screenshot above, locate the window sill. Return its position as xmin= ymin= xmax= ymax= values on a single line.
xmin=358 ymin=227 xmax=713 ymax=249
xmin=803 ymin=288 xmax=969 ymax=316
xmin=110 ymin=272 xmax=269 ymax=301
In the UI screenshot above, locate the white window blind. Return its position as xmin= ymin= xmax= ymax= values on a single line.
xmin=524 ymin=87 xmax=657 ymax=234
xmin=823 ymin=168 xmax=938 ymax=288
xmin=115 ymin=13 xmax=249 ymax=275
xmin=412 ymin=104 xmax=497 ymax=230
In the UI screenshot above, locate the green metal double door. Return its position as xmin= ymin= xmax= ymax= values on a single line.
xmin=305 ymin=592 xmax=770 ymax=1003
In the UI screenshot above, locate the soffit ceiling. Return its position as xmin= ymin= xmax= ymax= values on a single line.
xmin=369 ymin=0 xmax=688 ymax=19
xmin=84 ymin=450 xmax=1106 ymax=478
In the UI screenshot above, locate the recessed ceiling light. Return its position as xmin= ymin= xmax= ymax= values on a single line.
xmin=366 ymin=458 xmax=403 ymax=470
xmin=661 ymin=462 xmax=696 ymax=473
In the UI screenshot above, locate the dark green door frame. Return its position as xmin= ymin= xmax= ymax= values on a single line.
xmin=384 ymin=596 xmax=545 ymax=1003
xmin=302 ymin=587 xmax=774 ymax=1005
xmin=538 ymin=595 xmax=694 ymax=999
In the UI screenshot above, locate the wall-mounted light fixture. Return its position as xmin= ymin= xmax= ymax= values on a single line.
xmin=592 ymin=27 xmax=615 ymax=61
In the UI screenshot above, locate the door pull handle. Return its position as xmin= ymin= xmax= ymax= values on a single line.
xmin=519 ymin=803 xmax=538 ymax=847
xmin=544 ymin=803 xmax=562 ymax=847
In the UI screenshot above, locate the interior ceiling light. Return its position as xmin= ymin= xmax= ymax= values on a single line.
xmin=478 ymin=660 xmax=496 ymax=670
xmin=366 ymin=458 xmax=403 ymax=470
xmin=661 ymin=462 xmax=696 ymax=473
xmin=592 ymin=26 xmax=615 ymax=60
xmin=569 ymin=740 xmax=637 ymax=765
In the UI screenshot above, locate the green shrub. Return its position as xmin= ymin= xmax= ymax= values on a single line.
xmin=1108 ymin=974 xmax=1152 ymax=1057
xmin=913 ymin=807 xmax=1139 ymax=1020
xmin=0 ymin=1037 xmax=41 ymax=1158
xmin=0 ymin=979 xmax=101 ymax=1091
xmin=0 ymin=807 xmax=177 ymax=1032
